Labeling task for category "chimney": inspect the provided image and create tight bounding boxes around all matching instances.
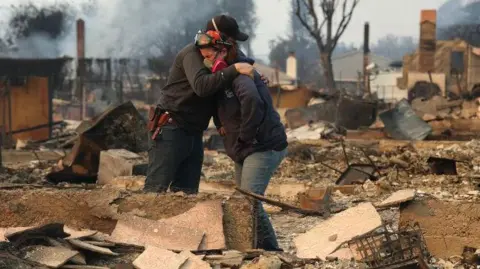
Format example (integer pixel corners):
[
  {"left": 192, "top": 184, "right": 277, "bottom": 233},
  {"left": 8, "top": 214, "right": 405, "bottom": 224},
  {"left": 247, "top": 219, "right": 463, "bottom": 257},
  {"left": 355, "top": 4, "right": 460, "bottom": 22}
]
[
  {"left": 76, "top": 19, "right": 86, "bottom": 120},
  {"left": 363, "top": 22, "right": 370, "bottom": 94},
  {"left": 286, "top": 51, "right": 297, "bottom": 81},
  {"left": 419, "top": 10, "right": 436, "bottom": 73}
]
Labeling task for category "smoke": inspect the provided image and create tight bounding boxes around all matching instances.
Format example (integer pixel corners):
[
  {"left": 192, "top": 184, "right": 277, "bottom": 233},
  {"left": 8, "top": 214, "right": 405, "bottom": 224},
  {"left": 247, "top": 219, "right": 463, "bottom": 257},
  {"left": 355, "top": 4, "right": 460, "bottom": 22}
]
[
  {"left": 0, "top": 0, "right": 217, "bottom": 58},
  {"left": 437, "top": 0, "right": 480, "bottom": 45}
]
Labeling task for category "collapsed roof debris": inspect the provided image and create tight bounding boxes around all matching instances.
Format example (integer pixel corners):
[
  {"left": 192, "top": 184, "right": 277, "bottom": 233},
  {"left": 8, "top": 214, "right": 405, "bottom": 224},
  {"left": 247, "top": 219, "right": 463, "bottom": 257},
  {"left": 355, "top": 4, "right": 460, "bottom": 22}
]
[{"left": 2, "top": 92, "right": 480, "bottom": 268}]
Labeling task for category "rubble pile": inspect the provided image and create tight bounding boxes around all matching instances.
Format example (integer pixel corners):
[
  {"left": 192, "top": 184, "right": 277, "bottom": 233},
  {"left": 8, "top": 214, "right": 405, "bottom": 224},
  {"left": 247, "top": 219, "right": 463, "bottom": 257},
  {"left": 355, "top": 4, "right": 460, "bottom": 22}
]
[
  {"left": 2, "top": 102, "right": 480, "bottom": 268},
  {"left": 410, "top": 96, "right": 480, "bottom": 121}
]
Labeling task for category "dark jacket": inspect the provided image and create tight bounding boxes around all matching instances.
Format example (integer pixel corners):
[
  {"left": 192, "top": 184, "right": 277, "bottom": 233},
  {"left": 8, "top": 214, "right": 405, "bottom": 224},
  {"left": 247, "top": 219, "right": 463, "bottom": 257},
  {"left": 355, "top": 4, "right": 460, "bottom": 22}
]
[
  {"left": 215, "top": 56, "right": 288, "bottom": 163},
  {"left": 157, "top": 43, "right": 239, "bottom": 134}
]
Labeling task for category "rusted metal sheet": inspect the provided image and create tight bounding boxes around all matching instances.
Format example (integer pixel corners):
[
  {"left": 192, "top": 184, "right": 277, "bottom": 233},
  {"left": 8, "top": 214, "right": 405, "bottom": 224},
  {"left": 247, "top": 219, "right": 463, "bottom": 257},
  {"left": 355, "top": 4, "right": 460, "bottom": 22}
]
[
  {"left": 380, "top": 99, "right": 432, "bottom": 140},
  {"left": 0, "top": 77, "right": 51, "bottom": 142},
  {"left": 285, "top": 95, "right": 377, "bottom": 130}
]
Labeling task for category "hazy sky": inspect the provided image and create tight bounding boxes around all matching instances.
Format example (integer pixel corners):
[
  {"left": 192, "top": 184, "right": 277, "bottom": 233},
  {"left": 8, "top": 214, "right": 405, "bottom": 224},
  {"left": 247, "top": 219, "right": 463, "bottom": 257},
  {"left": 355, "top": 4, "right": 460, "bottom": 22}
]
[
  {"left": 0, "top": 0, "right": 452, "bottom": 61},
  {"left": 253, "top": 0, "right": 450, "bottom": 61}
]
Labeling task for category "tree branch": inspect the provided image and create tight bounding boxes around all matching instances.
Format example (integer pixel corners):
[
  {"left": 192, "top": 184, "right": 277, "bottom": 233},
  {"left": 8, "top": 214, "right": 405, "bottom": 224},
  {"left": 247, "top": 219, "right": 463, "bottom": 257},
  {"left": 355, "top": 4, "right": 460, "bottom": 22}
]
[
  {"left": 331, "top": 0, "right": 359, "bottom": 50},
  {"left": 294, "top": 0, "right": 325, "bottom": 50}
]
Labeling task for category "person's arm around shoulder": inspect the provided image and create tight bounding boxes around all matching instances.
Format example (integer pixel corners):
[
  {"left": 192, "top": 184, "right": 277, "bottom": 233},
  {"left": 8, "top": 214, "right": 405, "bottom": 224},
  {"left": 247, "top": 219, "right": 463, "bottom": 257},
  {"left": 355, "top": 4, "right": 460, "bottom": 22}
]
[{"left": 182, "top": 51, "right": 255, "bottom": 97}]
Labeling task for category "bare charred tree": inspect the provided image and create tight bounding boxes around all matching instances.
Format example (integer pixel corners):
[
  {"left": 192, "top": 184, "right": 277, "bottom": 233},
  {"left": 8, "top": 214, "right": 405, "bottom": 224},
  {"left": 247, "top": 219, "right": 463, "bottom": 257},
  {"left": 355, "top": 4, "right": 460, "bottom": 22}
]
[{"left": 294, "top": 0, "right": 359, "bottom": 90}]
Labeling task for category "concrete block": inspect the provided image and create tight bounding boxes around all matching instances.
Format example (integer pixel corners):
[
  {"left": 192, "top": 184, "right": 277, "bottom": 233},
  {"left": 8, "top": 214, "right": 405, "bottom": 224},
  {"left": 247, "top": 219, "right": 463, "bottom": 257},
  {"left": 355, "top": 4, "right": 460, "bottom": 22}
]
[
  {"left": 400, "top": 200, "right": 480, "bottom": 259},
  {"left": 97, "top": 149, "right": 147, "bottom": 185},
  {"left": 294, "top": 202, "right": 382, "bottom": 260}
]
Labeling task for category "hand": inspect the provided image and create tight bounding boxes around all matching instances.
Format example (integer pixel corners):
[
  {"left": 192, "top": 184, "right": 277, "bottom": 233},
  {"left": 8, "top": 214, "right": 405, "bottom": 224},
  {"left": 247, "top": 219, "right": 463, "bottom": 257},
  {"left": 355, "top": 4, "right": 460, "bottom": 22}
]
[
  {"left": 217, "top": 50, "right": 227, "bottom": 60},
  {"left": 259, "top": 73, "right": 269, "bottom": 85},
  {"left": 218, "top": 127, "right": 226, "bottom": 136},
  {"left": 234, "top": 63, "right": 254, "bottom": 79}
]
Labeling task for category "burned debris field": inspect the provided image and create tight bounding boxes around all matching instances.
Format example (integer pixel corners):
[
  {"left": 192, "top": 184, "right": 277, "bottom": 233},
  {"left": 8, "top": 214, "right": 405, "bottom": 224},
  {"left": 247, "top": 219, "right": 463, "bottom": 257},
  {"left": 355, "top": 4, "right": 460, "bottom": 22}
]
[{"left": 2, "top": 1, "right": 480, "bottom": 269}]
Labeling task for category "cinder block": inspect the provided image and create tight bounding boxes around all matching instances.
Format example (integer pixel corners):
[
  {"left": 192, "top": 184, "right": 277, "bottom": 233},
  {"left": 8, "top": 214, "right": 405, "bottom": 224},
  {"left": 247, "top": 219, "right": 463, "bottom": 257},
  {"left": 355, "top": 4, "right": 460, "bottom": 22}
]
[{"left": 97, "top": 149, "right": 147, "bottom": 185}]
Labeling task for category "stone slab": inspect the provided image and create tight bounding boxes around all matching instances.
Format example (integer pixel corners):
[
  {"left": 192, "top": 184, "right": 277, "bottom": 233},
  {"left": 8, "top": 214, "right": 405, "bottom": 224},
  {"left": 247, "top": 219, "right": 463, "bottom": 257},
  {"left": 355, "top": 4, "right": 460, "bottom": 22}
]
[
  {"left": 377, "top": 189, "right": 416, "bottom": 208},
  {"left": 64, "top": 226, "right": 97, "bottom": 239},
  {"left": 68, "top": 239, "right": 119, "bottom": 256},
  {"left": 24, "top": 246, "right": 79, "bottom": 268},
  {"left": 61, "top": 265, "right": 110, "bottom": 269},
  {"left": 0, "top": 228, "right": 6, "bottom": 241},
  {"left": 294, "top": 202, "right": 382, "bottom": 260},
  {"left": 110, "top": 215, "right": 205, "bottom": 251},
  {"left": 178, "top": 251, "right": 211, "bottom": 269},
  {"left": 133, "top": 246, "right": 188, "bottom": 269},
  {"left": 159, "top": 200, "right": 226, "bottom": 250}
]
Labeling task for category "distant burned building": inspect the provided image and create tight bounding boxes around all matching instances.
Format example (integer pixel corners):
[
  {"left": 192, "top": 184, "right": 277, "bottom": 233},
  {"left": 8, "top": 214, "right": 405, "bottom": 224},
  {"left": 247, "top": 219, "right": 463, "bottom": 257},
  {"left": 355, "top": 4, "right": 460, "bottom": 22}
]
[
  {"left": 0, "top": 57, "right": 71, "bottom": 142},
  {"left": 398, "top": 10, "right": 480, "bottom": 100}
]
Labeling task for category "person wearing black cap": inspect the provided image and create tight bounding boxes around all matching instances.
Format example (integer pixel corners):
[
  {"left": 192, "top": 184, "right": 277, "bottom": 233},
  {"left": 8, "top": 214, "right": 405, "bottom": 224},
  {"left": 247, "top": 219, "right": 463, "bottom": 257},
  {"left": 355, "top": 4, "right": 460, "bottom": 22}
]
[
  {"left": 144, "top": 15, "right": 260, "bottom": 195},
  {"left": 206, "top": 14, "right": 250, "bottom": 42}
]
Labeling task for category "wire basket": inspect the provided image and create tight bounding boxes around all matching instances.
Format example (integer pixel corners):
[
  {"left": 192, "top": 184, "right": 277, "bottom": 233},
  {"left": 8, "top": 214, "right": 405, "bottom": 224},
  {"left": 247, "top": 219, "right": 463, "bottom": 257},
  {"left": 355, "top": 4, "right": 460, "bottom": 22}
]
[{"left": 348, "top": 223, "right": 430, "bottom": 269}]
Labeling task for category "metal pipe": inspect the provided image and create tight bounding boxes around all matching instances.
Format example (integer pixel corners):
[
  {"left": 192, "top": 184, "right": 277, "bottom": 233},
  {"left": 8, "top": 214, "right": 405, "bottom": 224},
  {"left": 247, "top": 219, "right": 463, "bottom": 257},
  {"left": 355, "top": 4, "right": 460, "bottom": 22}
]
[
  {"left": 106, "top": 58, "right": 112, "bottom": 88},
  {"left": 48, "top": 76, "right": 53, "bottom": 138},
  {"left": 2, "top": 85, "right": 6, "bottom": 146},
  {"left": 275, "top": 66, "right": 281, "bottom": 108},
  {"left": 0, "top": 125, "right": 3, "bottom": 168},
  {"left": 7, "top": 79, "right": 12, "bottom": 144},
  {"left": 363, "top": 22, "right": 370, "bottom": 94},
  {"left": 5, "top": 120, "right": 64, "bottom": 136}
]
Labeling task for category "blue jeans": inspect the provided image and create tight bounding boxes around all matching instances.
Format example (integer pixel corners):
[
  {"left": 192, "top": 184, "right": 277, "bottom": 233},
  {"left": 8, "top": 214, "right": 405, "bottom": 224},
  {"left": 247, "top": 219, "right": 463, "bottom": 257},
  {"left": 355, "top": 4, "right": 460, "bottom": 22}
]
[
  {"left": 145, "top": 125, "right": 203, "bottom": 194},
  {"left": 234, "top": 148, "right": 287, "bottom": 250}
]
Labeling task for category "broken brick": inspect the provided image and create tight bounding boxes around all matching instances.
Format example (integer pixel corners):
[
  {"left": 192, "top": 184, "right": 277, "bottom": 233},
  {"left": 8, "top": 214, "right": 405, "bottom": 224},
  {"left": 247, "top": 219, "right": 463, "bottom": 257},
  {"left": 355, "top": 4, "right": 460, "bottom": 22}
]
[{"left": 299, "top": 187, "right": 331, "bottom": 212}]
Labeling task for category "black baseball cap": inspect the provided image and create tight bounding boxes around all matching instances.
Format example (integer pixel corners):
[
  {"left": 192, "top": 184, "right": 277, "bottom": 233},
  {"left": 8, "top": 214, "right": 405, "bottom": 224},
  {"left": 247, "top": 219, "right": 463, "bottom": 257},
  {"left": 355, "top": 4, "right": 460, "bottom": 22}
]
[{"left": 206, "top": 15, "right": 249, "bottom": 41}]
